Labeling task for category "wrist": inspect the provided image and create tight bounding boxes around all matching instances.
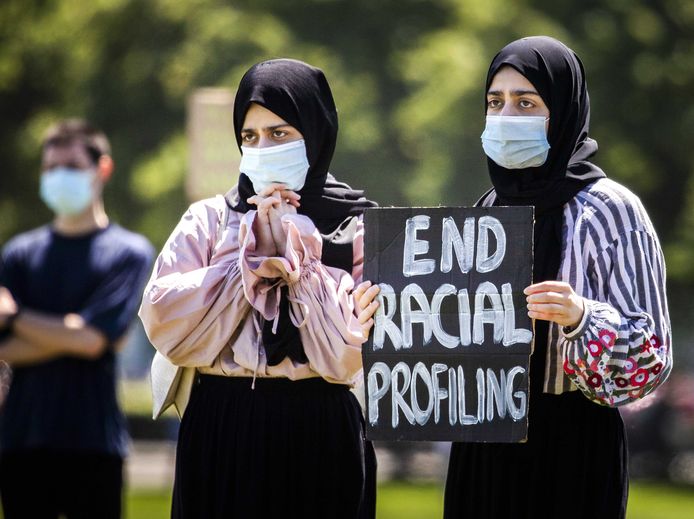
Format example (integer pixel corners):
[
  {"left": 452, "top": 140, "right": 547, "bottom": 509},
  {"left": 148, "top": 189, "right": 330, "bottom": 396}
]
[
  {"left": 254, "top": 243, "right": 278, "bottom": 257},
  {"left": 563, "top": 299, "right": 591, "bottom": 340},
  {"left": 275, "top": 239, "right": 287, "bottom": 257}
]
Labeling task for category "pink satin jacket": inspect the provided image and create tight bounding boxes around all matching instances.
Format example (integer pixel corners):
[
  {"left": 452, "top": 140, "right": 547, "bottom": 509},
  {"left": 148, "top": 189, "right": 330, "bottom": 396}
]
[{"left": 139, "top": 195, "right": 367, "bottom": 386}]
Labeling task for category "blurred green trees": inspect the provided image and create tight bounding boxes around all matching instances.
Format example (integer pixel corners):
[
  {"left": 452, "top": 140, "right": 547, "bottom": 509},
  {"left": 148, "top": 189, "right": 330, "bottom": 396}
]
[{"left": 1, "top": 0, "right": 692, "bottom": 337}]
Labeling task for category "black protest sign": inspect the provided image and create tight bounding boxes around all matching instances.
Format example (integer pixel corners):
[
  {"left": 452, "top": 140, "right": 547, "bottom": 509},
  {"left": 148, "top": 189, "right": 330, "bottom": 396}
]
[{"left": 362, "top": 206, "right": 534, "bottom": 442}]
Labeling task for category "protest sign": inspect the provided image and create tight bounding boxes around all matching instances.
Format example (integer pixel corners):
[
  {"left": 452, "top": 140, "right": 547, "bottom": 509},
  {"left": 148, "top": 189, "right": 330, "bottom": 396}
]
[{"left": 362, "top": 206, "right": 533, "bottom": 442}]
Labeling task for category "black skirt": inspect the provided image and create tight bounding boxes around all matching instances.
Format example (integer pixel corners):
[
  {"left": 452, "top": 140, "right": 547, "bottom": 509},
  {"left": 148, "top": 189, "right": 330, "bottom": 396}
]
[
  {"left": 172, "top": 375, "right": 376, "bottom": 519},
  {"left": 444, "top": 389, "right": 628, "bottom": 519}
]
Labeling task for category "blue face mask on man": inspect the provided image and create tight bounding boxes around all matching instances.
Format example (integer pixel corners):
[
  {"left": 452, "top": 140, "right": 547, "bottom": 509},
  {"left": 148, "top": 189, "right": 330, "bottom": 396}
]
[
  {"left": 239, "top": 139, "right": 310, "bottom": 194},
  {"left": 481, "top": 115, "right": 550, "bottom": 169},
  {"left": 40, "top": 167, "right": 96, "bottom": 216}
]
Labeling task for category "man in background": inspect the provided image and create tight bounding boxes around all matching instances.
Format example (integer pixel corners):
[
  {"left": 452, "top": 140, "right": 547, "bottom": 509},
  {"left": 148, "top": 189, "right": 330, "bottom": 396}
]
[{"left": 0, "top": 119, "right": 153, "bottom": 518}]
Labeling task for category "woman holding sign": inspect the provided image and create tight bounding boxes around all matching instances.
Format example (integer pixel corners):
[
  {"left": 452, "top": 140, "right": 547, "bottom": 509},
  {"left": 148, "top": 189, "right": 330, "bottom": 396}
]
[
  {"left": 140, "top": 59, "right": 378, "bottom": 519},
  {"left": 441, "top": 36, "right": 672, "bottom": 518}
]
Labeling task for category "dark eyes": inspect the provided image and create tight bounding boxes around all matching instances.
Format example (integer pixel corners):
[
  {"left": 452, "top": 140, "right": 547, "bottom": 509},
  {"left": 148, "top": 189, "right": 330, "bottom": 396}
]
[
  {"left": 240, "top": 130, "right": 289, "bottom": 143},
  {"left": 486, "top": 98, "right": 536, "bottom": 110}
]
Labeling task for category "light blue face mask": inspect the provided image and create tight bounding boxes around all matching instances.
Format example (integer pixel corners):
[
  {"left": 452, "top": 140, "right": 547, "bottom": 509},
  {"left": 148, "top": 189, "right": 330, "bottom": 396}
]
[
  {"left": 240, "top": 139, "right": 310, "bottom": 194},
  {"left": 40, "top": 167, "right": 96, "bottom": 216},
  {"left": 481, "top": 115, "right": 550, "bottom": 169}
]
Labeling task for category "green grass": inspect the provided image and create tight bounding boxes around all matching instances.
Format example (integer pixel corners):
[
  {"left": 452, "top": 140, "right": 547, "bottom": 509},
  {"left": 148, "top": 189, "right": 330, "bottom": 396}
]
[
  {"left": 376, "top": 482, "right": 443, "bottom": 518},
  {"left": 125, "top": 481, "right": 694, "bottom": 519},
  {"left": 127, "top": 491, "right": 172, "bottom": 519},
  {"left": 627, "top": 482, "right": 694, "bottom": 519},
  {"left": 1, "top": 481, "right": 690, "bottom": 518}
]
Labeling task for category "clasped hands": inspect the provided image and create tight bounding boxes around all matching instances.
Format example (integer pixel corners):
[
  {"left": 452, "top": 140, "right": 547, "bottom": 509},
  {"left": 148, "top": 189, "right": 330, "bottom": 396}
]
[{"left": 247, "top": 183, "right": 301, "bottom": 257}]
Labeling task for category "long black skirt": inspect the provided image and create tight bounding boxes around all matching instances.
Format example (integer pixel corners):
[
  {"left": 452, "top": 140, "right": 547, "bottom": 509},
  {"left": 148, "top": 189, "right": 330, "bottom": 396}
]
[
  {"left": 444, "top": 390, "right": 628, "bottom": 519},
  {"left": 172, "top": 375, "right": 376, "bottom": 519}
]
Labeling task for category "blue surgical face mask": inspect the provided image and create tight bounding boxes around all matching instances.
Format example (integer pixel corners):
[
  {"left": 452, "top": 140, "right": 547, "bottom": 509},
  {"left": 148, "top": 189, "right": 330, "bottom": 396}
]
[
  {"left": 239, "top": 139, "right": 310, "bottom": 194},
  {"left": 481, "top": 115, "right": 550, "bottom": 169},
  {"left": 40, "top": 167, "right": 96, "bottom": 216}
]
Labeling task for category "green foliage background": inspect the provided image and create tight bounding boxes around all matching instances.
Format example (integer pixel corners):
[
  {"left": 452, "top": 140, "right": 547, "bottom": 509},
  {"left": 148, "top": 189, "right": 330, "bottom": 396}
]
[{"left": 1, "top": 0, "right": 692, "bottom": 353}]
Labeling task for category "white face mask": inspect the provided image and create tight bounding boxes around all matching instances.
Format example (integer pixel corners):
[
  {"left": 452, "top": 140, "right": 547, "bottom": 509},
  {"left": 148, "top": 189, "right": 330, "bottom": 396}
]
[
  {"left": 239, "top": 139, "right": 310, "bottom": 194},
  {"left": 481, "top": 115, "right": 550, "bottom": 169},
  {"left": 40, "top": 167, "right": 96, "bottom": 216}
]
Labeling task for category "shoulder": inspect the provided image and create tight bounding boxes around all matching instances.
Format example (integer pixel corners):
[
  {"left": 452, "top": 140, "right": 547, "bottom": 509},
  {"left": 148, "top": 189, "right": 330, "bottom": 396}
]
[
  {"left": 570, "top": 178, "right": 654, "bottom": 234},
  {"left": 105, "top": 224, "right": 152, "bottom": 251},
  {"left": 1, "top": 225, "right": 52, "bottom": 259},
  {"left": 575, "top": 178, "right": 644, "bottom": 209},
  {"left": 101, "top": 225, "right": 155, "bottom": 265},
  {"left": 186, "top": 195, "right": 242, "bottom": 230}
]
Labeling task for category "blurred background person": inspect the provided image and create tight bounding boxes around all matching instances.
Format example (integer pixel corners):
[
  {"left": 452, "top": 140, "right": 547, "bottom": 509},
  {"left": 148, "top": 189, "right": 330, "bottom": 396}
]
[{"left": 0, "top": 119, "right": 154, "bottom": 519}]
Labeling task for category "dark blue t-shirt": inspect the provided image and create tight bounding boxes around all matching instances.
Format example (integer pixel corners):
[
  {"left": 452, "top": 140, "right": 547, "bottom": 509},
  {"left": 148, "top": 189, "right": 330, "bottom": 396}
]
[{"left": 0, "top": 224, "right": 153, "bottom": 456}]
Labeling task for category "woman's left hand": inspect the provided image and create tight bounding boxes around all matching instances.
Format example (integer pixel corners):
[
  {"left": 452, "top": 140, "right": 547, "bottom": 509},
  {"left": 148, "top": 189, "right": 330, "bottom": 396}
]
[
  {"left": 353, "top": 281, "right": 380, "bottom": 338},
  {"left": 524, "top": 281, "right": 584, "bottom": 329}
]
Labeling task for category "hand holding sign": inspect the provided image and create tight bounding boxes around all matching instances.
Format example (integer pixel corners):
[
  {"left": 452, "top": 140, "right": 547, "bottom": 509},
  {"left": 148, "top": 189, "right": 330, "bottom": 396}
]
[
  {"left": 353, "top": 281, "right": 380, "bottom": 337},
  {"left": 524, "top": 281, "right": 585, "bottom": 329}
]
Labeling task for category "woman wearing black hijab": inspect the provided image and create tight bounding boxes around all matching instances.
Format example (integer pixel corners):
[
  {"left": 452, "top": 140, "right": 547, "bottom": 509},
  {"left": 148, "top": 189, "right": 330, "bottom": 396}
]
[
  {"left": 443, "top": 36, "right": 671, "bottom": 519},
  {"left": 140, "top": 59, "right": 378, "bottom": 519}
]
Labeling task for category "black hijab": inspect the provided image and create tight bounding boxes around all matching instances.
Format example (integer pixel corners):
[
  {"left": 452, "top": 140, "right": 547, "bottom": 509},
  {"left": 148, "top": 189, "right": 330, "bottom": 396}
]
[
  {"left": 482, "top": 36, "right": 606, "bottom": 389},
  {"left": 227, "top": 58, "right": 376, "bottom": 365}
]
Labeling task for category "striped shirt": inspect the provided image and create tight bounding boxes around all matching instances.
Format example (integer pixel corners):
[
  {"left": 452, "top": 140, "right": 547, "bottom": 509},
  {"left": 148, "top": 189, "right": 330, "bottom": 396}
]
[{"left": 481, "top": 178, "right": 672, "bottom": 406}]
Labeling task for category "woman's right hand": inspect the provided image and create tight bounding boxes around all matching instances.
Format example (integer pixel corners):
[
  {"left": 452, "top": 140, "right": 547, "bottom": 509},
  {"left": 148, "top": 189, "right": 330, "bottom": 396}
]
[{"left": 353, "top": 281, "right": 380, "bottom": 338}]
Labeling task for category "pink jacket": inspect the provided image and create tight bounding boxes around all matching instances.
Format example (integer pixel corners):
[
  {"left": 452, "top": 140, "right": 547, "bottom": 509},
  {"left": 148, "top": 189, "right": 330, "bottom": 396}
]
[{"left": 139, "top": 195, "right": 367, "bottom": 386}]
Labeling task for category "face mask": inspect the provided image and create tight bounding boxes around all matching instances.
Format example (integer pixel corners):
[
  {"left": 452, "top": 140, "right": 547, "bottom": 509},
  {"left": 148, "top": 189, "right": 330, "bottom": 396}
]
[
  {"left": 240, "top": 139, "right": 310, "bottom": 194},
  {"left": 481, "top": 115, "right": 550, "bottom": 169},
  {"left": 40, "top": 167, "right": 96, "bottom": 216}
]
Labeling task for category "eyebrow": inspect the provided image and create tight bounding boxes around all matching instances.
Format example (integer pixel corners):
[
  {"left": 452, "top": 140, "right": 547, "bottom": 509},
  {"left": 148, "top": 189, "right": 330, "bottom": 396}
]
[
  {"left": 241, "top": 123, "right": 292, "bottom": 133},
  {"left": 43, "top": 161, "right": 85, "bottom": 170},
  {"left": 487, "top": 89, "right": 541, "bottom": 97}
]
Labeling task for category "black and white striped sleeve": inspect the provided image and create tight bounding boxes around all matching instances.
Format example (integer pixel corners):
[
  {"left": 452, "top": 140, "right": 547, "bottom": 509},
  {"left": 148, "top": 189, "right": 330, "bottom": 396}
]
[{"left": 560, "top": 198, "right": 671, "bottom": 406}]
